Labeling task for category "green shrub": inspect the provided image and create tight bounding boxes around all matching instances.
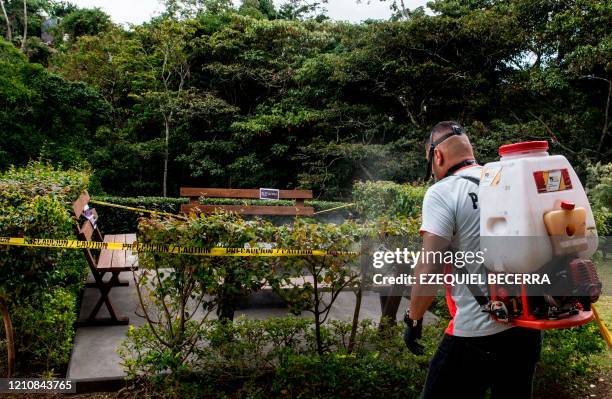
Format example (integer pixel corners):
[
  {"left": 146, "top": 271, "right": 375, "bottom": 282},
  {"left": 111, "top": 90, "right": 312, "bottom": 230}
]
[
  {"left": 0, "top": 162, "right": 89, "bottom": 375},
  {"left": 117, "top": 178, "right": 609, "bottom": 397},
  {"left": 271, "top": 350, "right": 425, "bottom": 399},
  {"left": 198, "top": 197, "right": 349, "bottom": 211},
  {"left": 11, "top": 289, "right": 77, "bottom": 374},
  {"left": 267, "top": 320, "right": 433, "bottom": 399},
  {"left": 586, "top": 162, "right": 611, "bottom": 237},
  {"left": 120, "top": 212, "right": 285, "bottom": 383},
  {"left": 121, "top": 316, "right": 437, "bottom": 399},
  {"left": 536, "top": 323, "right": 606, "bottom": 397},
  {"left": 121, "top": 310, "right": 607, "bottom": 399},
  {"left": 353, "top": 180, "right": 427, "bottom": 220},
  {"left": 275, "top": 219, "right": 362, "bottom": 354},
  {"left": 586, "top": 163, "right": 612, "bottom": 209},
  {"left": 138, "top": 212, "right": 279, "bottom": 321}
]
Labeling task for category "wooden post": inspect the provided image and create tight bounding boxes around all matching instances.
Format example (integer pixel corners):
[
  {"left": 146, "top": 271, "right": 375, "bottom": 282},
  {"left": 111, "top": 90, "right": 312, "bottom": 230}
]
[{"left": 0, "top": 298, "right": 15, "bottom": 377}]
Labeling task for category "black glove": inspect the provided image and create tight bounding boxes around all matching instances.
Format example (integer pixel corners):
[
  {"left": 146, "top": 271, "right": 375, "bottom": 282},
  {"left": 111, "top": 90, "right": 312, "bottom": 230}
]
[{"left": 403, "top": 311, "right": 424, "bottom": 355}]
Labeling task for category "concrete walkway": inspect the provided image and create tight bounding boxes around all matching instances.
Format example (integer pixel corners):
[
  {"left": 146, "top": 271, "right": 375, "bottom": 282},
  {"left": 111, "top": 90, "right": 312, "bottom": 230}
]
[{"left": 67, "top": 272, "right": 436, "bottom": 382}]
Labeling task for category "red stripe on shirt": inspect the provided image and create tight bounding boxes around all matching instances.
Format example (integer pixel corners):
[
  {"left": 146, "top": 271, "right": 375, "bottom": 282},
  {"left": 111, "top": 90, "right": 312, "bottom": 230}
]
[{"left": 443, "top": 263, "right": 457, "bottom": 335}]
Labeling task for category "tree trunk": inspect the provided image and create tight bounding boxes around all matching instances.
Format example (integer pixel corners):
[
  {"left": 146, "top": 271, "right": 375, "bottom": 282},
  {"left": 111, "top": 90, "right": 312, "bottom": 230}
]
[
  {"left": 163, "top": 114, "right": 170, "bottom": 198},
  {"left": 314, "top": 309, "right": 322, "bottom": 356},
  {"left": 217, "top": 269, "right": 237, "bottom": 322},
  {"left": 347, "top": 284, "right": 362, "bottom": 354},
  {"left": 21, "top": 0, "right": 26, "bottom": 51},
  {"left": 399, "top": 0, "right": 409, "bottom": 18},
  {"left": 313, "top": 277, "right": 323, "bottom": 356},
  {"left": 0, "top": 0, "right": 11, "bottom": 42},
  {"left": 0, "top": 299, "right": 15, "bottom": 377}
]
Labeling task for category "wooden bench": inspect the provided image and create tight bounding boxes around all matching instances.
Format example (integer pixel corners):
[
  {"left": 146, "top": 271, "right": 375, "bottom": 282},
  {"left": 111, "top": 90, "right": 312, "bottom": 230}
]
[
  {"left": 73, "top": 191, "right": 138, "bottom": 326},
  {"left": 180, "top": 188, "right": 314, "bottom": 216}
]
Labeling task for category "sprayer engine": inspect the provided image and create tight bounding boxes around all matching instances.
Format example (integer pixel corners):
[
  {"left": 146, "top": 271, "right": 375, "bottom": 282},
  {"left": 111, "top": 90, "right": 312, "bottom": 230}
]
[{"left": 485, "top": 257, "right": 601, "bottom": 328}]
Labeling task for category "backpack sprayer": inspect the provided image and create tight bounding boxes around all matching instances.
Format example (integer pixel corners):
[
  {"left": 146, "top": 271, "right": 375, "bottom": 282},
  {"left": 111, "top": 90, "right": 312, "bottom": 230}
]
[{"left": 479, "top": 141, "right": 602, "bottom": 329}]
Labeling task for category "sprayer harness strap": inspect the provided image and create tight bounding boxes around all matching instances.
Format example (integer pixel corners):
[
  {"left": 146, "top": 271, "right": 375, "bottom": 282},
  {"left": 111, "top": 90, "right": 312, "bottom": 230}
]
[
  {"left": 443, "top": 159, "right": 478, "bottom": 179},
  {"left": 456, "top": 266, "right": 490, "bottom": 307},
  {"left": 453, "top": 174, "right": 490, "bottom": 307},
  {"left": 458, "top": 175, "right": 480, "bottom": 186}
]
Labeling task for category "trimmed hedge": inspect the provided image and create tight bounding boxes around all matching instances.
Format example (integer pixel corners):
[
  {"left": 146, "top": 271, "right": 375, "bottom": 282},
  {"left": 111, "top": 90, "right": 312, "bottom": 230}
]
[
  {"left": 352, "top": 180, "right": 427, "bottom": 220},
  {"left": 198, "top": 197, "right": 348, "bottom": 210},
  {"left": 0, "top": 162, "right": 89, "bottom": 375}
]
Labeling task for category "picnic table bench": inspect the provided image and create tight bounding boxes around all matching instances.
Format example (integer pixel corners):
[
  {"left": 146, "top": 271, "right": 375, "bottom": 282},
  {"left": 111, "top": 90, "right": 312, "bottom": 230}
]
[
  {"left": 73, "top": 191, "right": 138, "bottom": 326},
  {"left": 180, "top": 188, "right": 314, "bottom": 216}
]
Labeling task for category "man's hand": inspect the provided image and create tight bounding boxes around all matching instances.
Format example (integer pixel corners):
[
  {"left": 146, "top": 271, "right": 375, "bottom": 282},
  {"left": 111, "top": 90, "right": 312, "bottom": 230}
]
[{"left": 403, "top": 312, "right": 424, "bottom": 355}]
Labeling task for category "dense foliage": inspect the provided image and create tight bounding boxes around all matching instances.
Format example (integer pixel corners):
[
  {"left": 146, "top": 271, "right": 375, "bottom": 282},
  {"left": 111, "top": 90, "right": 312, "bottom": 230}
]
[
  {"left": 0, "top": 1, "right": 609, "bottom": 394},
  {"left": 120, "top": 314, "right": 606, "bottom": 398},
  {"left": 537, "top": 323, "right": 606, "bottom": 396},
  {"left": 353, "top": 180, "right": 426, "bottom": 220},
  {"left": 586, "top": 162, "right": 612, "bottom": 236},
  {"left": 0, "top": 162, "right": 89, "bottom": 375},
  {"left": 121, "top": 206, "right": 607, "bottom": 398},
  {"left": 0, "top": 40, "right": 107, "bottom": 170},
  {"left": 0, "top": 0, "right": 608, "bottom": 198},
  {"left": 120, "top": 210, "right": 429, "bottom": 397},
  {"left": 120, "top": 316, "right": 434, "bottom": 399}
]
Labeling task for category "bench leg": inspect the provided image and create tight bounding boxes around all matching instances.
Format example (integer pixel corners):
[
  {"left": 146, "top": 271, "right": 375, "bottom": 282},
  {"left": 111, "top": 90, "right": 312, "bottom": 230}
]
[
  {"left": 108, "top": 271, "right": 129, "bottom": 286},
  {"left": 85, "top": 271, "right": 129, "bottom": 288},
  {"left": 77, "top": 271, "right": 129, "bottom": 327}
]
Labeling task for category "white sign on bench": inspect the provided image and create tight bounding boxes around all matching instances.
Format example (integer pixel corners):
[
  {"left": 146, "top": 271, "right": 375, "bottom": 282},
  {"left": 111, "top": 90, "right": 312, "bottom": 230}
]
[{"left": 259, "top": 188, "right": 280, "bottom": 200}]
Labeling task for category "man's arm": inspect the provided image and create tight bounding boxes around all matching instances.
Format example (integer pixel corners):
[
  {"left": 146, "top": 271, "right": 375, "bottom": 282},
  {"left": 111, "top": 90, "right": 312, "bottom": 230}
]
[{"left": 409, "top": 232, "right": 450, "bottom": 319}]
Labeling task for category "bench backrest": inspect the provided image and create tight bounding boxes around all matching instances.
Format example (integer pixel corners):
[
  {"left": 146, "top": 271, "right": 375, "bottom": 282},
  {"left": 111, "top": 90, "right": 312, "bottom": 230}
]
[
  {"left": 73, "top": 191, "right": 103, "bottom": 267},
  {"left": 179, "top": 188, "right": 314, "bottom": 216}
]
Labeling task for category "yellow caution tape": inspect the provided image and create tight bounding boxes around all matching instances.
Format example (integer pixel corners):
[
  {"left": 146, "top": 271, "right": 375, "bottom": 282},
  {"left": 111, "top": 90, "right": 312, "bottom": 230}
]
[
  {"left": 313, "top": 203, "right": 355, "bottom": 215},
  {"left": 0, "top": 237, "right": 358, "bottom": 257},
  {"left": 89, "top": 199, "right": 187, "bottom": 220},
  {"left": 592, "top": 305, "right": 612, "bottom": 348}
]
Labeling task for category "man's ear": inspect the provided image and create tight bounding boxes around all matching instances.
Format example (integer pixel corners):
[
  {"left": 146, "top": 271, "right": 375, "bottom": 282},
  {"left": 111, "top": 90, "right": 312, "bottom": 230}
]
[{"left": 434, "top": 148, "right": 444, "bottom": 166}]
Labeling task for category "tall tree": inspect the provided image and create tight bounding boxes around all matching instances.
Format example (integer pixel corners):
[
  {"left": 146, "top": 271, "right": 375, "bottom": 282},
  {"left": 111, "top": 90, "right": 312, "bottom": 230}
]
[
  {"left": 42, "top": 0, "right": 611, "bottom": 197},
  {"left": 0, "top": 0, "right": 54, "bottom": 52},
  {"left": 239, "top": 0, "right": 277, "bottom": 19},
  {"left": 19, "top": 0, "right": 25, "bottom": 50},
  {"left": 162, "top": 0, "right": 233, "bottom": 19},
  {"left": 59, "top": 7, "right": 111, "bottom": 40},
  {"left": 0, "top": 0, "right": 11, "bottom": 41},
  {"left": 0, "top": 40, "right": 108, "bottom": 169},
  {"left": 138, "top": 19, "right": 193, "bottom": 196},
  {"left": 277, "top": 0, "right": 328, "bottom": 20}
]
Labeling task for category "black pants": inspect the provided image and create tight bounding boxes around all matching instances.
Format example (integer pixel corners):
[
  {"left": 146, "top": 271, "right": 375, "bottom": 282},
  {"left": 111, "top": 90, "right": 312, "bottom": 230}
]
[{"left": 421, "top": 327, "right": 542, "bottom": 399}]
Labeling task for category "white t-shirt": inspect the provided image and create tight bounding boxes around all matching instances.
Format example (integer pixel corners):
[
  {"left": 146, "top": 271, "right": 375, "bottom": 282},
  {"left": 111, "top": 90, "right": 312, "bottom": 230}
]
[{"left": 420, "top": 165, "right": 511, "bottom": 337}]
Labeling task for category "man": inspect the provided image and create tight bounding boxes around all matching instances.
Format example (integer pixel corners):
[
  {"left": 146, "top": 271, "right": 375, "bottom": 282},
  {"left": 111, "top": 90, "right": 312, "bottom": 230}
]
[{"left": 404, "top": 121, "right": 542, "bottom": 399}]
